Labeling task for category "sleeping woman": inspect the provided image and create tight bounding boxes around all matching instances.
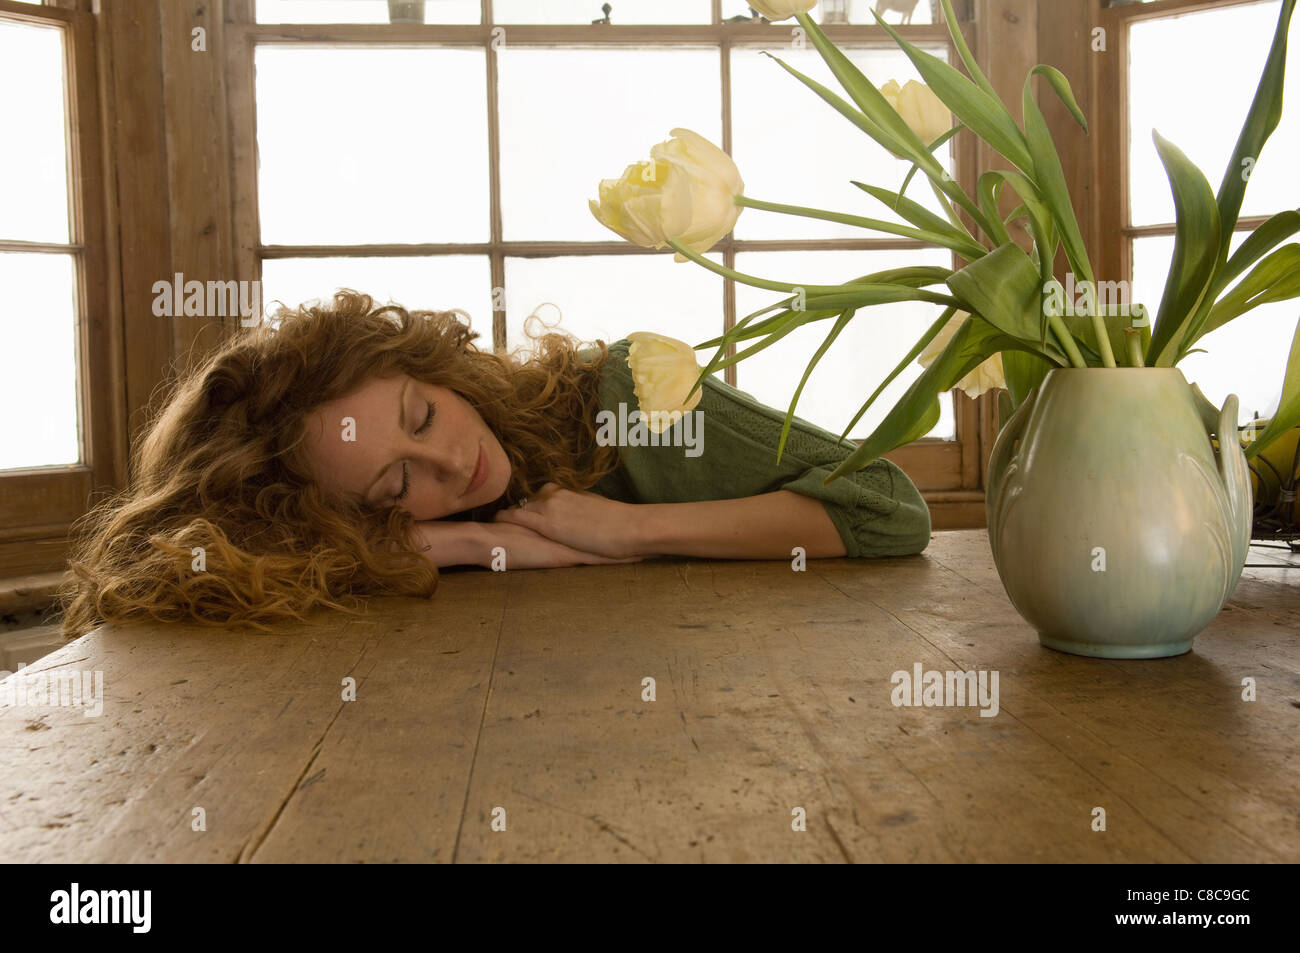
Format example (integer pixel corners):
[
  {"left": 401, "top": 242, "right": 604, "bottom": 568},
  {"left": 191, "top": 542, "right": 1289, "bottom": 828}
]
[{"left": 58, "top": 289, "right": 931, "bottom": 638}]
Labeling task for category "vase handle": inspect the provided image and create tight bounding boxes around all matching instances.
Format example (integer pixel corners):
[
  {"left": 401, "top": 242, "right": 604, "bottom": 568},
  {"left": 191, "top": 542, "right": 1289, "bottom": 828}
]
[
  {"left": 1213, "top": 392, "right": 1253, "bottom": 602},
  {"left": 985, "top": 383, "right": 1040, "bottom": 554}
]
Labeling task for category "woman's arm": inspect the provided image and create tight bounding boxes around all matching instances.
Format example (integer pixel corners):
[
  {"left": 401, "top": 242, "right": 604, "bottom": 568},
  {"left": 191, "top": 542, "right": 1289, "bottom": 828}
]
[
  {"left": 412, "top": 518, "right": 646, "bottom": 569},
  {"left": 493, "top": 484, "right": 847, "bottom": 560},
  {"left": 633, "top": 490, "right": 847, "bottom": 560}
]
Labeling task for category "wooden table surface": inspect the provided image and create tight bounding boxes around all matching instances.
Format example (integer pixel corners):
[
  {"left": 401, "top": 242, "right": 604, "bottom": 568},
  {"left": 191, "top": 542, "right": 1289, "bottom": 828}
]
[{"left": 2, "top": 529, "right": 1297, "bottom": 863}]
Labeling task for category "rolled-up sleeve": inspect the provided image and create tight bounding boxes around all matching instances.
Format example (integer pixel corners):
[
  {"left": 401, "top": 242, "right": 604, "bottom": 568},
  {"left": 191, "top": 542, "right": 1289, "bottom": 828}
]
[{"left": 586, "top": 339, "right": 932, "bottom": 558}]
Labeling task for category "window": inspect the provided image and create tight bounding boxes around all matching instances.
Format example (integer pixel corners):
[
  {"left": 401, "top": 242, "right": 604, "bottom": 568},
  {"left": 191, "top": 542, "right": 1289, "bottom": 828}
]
[
  {"left": 228, "top": 0, "right": 978, "bottom": 488},
  {"left": 0, "top": 0, "right": 114, "bottom": 577},
  {"left": 1106, "top": 0, "right": 1299, "bottom": 425}
]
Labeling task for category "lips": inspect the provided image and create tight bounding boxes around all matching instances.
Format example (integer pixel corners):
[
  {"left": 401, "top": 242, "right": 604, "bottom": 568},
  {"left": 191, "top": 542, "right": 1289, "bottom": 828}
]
[{"left": 465, "top": 444, "right": 488, "bottom": 495}]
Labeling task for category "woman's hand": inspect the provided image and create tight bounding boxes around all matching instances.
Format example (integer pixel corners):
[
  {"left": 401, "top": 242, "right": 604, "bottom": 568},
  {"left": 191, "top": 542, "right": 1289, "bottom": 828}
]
[
  {"left": 491, "top": 482, "right": 645, "bottom": 559},
  {"left": 412, "top": 517, "right": 644, "bottom": 570}
]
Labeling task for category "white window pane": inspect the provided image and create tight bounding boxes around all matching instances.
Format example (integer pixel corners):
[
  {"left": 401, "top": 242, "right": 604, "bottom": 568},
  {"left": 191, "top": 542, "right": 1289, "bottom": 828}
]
[
  {"left": 0, "top": 20, "right": 69, "bottom": 243},
  {"left": 499, "top": 48, "right": 722, "bottom": 241},
  {"left": 0, "top": 253, "right": 80, "bottom": 470},
  {"left": 255, "top": 47, "right": 489, "bottom": 244},
  {"left": 1129, "top": 1, "right": 1300, "bottom": 226},
  {"left": 494, "top": 1, "right": 710, "bottom": 24},
  {"left": 733, "top": 247, "right": 955, "bottom": 440},
  {"left": 256, "top": 1, "right": 481, "bottom": 23},
  {"left": 261, "top": 256, "right": 493, "bottom": 338},
  {"left": 503, "top": 253, "right": 723, "bottom": 353},
  {"left": 1132, "top": 232, "right": 1296, "bottom": 425},
  {"left": 731, "top": 44, "right": 952, "bottom": 240},
  {"left": 722, "top": 0, "right": 937, "bottom": 23}
]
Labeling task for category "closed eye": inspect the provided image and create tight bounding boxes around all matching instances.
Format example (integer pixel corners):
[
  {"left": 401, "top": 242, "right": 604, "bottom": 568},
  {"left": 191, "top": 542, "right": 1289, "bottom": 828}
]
[
  {"left": 393, "top": 400, "right": 435, "bottom": 503},
  {"left": 415, "top": 399, "right": 435, "bottom": 435}
]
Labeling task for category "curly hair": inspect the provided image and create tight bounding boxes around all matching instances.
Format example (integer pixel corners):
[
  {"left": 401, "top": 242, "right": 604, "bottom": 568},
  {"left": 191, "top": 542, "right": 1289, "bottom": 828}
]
[{"left": 56, "top": 289, "right": 622, "bottom": 639}]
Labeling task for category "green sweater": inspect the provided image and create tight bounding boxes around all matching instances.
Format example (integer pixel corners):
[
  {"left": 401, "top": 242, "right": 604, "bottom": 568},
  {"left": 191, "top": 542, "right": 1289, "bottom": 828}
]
[{"left": 583, "top": 338, "right": 932, "bottom": 558}]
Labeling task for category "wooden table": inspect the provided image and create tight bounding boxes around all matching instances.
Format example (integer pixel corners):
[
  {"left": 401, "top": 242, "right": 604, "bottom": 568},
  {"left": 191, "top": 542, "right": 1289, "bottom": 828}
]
[{"left": 2, "top": 529, "right": 1297, "bottom": 862}]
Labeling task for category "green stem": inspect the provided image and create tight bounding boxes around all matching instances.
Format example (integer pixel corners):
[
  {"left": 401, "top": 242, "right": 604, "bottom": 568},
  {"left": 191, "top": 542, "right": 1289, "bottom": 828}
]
[
  {"left": 1090, "top": 310, "right": 1118, "bottom": 367},
  {"left": 1124, "top": 328, "right": 1146, "bottom": 367},
  {"left": 663, "top": 238, "right": 960, "bottom": 307},
  {"left": 1046, "top": 311, "right": 1087, "bottom": 368},
  {"left": 733, "top": 195, "right": 987, "bottom": 259}
]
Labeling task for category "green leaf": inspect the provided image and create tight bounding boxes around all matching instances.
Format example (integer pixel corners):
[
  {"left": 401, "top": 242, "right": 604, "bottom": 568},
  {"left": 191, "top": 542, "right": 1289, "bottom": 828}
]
[
  {"left": 784, "top": 23, "right": 934, "bottom": 172},
  {"left": 1222, "top": 209, "right": 1300, "bottom": 286},
  {"left": 1023, "top": 68, "right": 1093, "bottom": 284},
  {"left": 790, "top": 13, "right": 999, "bottom": 239},
  {"left": 776, "top": 310, "right": 857, "bottom": 464},
  {"left": 823, "top": 314, "right": 1024, "bottom": 481},
  {"left": 896, "top": 123, "right": 965, "bottom": 206},
  {"left": 1027, "top": 64, "right": 1088, "bottom": 132},
  {"left": 1175, "top": 0, "right": 1295, "bottom": 360},
  {"left": 851, "top": 181, "right": 987, "bottom": 259},
  {"left": 948, "top": 240, "right": 1069, "bottom": 366},
  {"left": 1001, "top": 348, "right": 1054, "bottom": 409},
  {"left": 1145, "top": 131, "right": 1223, "bottom": 367},
  {"left": 691, "top": 284, "right": 959, "bottom": 395},
  {"left": 937, "top": 0, "right": 998, "bottom": 100},
  {"left": 981, "top": 170, "right": 1059, "bottom": 298},
  {"left": 1244, "top": 316, "right": 1300, "bottom": 461},
  {"left": 1205, "top": 244, "right": 1300, "bottom": 331},
  {"left": 1212, "top": 0, "right": 1296, "bottom": 253},
  {"left": 759, "top": 51, "right": 911, "bottom": 160},
  {"left": 738, "top": 193, "right": 987, "bottom": 258},
  {"left": 691, "top": 306, "right": 833, "bottom": 400},
  {"left": 975, "top": 173, "right": 1013, "bottom": 247},
  {"left": 695, "top": 266, "right": 954, "bottom": 349},
  {"left": 833, "top": 307, "right": 958, "bottom": 445},
  {"left": 871, "top": 10, "right": 1035, "bottom": 173}
]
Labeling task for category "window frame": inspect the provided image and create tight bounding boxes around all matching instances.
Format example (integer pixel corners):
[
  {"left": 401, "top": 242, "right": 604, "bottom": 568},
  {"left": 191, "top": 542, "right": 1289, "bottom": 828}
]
[
  {"left": 1095, "top": 0, "right": 1280, "bottom": 294},
  {"left": 0, "top": 0, "right": 120, "bottom": 578},
  {"left": 222, "top": 0, "right": 994, "bottom": 523}
]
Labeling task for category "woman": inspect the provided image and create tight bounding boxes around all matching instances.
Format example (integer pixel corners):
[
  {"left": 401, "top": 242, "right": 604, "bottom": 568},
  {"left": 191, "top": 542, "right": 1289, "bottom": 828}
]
[{"left": 58, "top": 290, "right": 931, "bottom": 638}]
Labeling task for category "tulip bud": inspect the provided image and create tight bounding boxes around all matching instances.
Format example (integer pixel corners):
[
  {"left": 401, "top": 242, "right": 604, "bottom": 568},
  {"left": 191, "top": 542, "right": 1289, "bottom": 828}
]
[
  {"left": 880, "top": 78, "right": 951, "bottom": 148},
  {"left": 626, "top": 332, "right": 706, "bottom": 433}
]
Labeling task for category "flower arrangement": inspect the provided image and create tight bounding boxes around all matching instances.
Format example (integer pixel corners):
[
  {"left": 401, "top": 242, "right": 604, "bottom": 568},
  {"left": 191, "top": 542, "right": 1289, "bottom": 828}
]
[{"left": 590, "top": 0, "right": 1298, "bottom": 490}]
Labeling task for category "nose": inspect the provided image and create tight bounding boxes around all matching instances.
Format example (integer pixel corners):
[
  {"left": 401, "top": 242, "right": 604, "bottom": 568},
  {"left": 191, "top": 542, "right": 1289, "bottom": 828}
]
[{"left": 408, "top": 438, "right": 475, "bottom": 488}]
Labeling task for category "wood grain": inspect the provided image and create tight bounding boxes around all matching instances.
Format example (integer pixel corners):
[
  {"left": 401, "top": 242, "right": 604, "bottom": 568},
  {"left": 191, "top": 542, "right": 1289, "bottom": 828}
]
[{"left": 2, "top": 529, "right": 1295, "bottom": 863}]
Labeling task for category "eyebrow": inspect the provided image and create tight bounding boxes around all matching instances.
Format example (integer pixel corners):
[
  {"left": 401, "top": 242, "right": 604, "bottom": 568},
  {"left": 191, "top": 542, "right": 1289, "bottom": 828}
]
[{"left": 364, "top": 377, "right": 409, "bottom": 499}]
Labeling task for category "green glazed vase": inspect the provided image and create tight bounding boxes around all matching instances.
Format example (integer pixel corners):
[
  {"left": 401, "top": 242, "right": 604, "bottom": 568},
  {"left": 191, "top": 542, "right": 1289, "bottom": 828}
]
[{"left": 985, "top": 367, "right": 1253, "bottom": 658}]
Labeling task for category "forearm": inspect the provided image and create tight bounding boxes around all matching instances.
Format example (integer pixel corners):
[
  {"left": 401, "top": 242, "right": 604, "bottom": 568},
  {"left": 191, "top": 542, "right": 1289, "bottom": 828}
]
[
  {"left": 633, "top": 490, "right": 847, "bottom": 560},
  {"left": 412, "top": 520, "right": 488, "bottom": 568}
]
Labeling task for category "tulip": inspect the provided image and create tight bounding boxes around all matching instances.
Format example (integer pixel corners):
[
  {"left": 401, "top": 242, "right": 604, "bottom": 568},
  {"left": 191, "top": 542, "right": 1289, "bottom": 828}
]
[
  {"left": 916, "top": 311, "right": 1006, "bottom": 398},
  {"left": 879, "top": 79, "right": 951, "bottom": 149},
  {"left": 626, "top": 331, "right": 706, "bottom": 433},
  {"left": 747, "top": 0, "right": 819, "bottom": 21},
  {"left": 590, "top": 128, "right": 744, "bottom": 264}
]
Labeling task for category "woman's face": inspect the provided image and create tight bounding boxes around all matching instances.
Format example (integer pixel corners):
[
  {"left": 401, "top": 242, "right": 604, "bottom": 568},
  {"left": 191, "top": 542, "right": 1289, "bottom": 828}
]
[{"left": 302, "top": 373, "right": 511, "bottom": 520}]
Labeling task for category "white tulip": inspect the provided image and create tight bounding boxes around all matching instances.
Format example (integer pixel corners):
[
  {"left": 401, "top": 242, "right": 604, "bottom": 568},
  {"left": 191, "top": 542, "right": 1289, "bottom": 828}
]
[
  {"left": 590, "top": 128, "right": 744, "bottom": 263},
  {"left": 626, "top": 332, "right": 706, "bottom": 433},
  {"left": 879, "top": 79, "right": 951, "bottom": 146}
]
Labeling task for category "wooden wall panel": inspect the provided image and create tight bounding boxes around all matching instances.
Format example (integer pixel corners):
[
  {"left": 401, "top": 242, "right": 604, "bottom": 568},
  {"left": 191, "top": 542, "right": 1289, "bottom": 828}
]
[
  {"left": 159, "top": 0, "right": 237, "bottom": 365},
  {"left": 96, "top": 0, "right": 175, "bottom": 468}
]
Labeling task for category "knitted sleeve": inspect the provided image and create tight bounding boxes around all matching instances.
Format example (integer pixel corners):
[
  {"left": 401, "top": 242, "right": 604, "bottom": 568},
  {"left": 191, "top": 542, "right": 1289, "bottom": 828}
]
[{"left": 585, "top": 339, "right": 932, "bottom": 558}]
